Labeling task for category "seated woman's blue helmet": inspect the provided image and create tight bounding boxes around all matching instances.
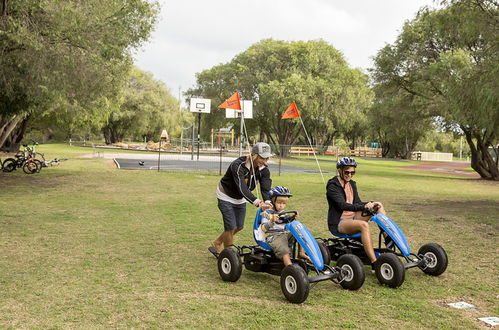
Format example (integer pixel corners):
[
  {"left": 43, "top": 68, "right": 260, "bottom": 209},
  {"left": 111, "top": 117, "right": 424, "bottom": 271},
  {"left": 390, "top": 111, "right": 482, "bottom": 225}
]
[
  {"left": 336, "top": 157, "right": 357, "bottom": 169},
  {"left": 268, "top": 186, "right": 292, "bottom": 199}
]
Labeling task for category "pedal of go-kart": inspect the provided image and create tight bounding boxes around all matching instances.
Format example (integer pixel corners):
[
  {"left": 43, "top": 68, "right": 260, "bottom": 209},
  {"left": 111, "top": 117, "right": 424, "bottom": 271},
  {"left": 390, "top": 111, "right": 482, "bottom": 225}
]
[{"left": 333, "top": 232, "right": 361, "bottom": 239}]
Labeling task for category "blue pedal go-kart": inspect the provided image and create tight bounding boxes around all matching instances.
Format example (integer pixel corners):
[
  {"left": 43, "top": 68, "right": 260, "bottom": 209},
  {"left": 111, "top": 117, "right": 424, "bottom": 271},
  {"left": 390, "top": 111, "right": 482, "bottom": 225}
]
[
  {"left": 215, "top": 209, "right": 365, "bottom": 303},
  {"left": 318, "top": 208, "right": 448, "bottom": 288}
]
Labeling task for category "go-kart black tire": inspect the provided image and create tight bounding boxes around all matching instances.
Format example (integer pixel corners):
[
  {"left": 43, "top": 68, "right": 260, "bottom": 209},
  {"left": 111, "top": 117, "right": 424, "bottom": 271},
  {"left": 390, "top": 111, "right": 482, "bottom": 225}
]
[
  {"left": 217, "top": 248, "right": 242, "bottom": 282},
  {"left": 337, "top": 254, "right": 365, "bottom": 290},
  {"left": 2, "top": 158, "right": 16, "bottom": 172},
  {"left": 418, "top": 243, "right": 448, "bottom": 276},
  {"left": 280, "top": 264, "right": 309, "bottom": 304},
  {"left": 374, "top": 253, "right": 405, "bottom": 288},
  {"left": 318, "top": 241, "right": 331, "bottom": 266}
]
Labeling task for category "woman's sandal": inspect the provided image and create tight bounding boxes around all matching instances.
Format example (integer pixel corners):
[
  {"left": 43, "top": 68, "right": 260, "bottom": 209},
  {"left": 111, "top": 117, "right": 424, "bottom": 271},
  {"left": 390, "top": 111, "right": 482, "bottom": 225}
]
[{"left": 208, "top": 246, "right": 220, "bottom": 258}]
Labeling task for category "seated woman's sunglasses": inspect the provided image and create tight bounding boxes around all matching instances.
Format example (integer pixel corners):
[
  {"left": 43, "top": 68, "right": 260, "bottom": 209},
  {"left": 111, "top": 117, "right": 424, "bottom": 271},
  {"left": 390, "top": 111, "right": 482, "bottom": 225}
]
[{"left": 343, "top": 170, "right": 356, "bottom": 175}]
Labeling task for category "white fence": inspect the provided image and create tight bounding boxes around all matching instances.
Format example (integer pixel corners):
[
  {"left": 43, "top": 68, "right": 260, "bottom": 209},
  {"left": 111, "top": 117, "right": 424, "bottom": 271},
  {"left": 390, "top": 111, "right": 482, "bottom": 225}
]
[{"left": 412, "top": 151, "right": 453, "bottom": 162}]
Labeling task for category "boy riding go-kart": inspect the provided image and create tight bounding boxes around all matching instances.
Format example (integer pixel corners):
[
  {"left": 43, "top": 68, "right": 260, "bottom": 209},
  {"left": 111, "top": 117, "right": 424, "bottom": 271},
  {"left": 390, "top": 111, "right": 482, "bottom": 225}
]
[{"left": 214, "top": 186, "right": 366, "bottom": 304}]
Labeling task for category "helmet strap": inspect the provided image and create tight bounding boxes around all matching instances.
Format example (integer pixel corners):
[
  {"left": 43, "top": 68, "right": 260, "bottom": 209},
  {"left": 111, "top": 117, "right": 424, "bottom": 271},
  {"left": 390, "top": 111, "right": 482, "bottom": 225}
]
[
  {"left": 338, "top": 168, "right": 344, "bottom": 181},
  {"left": 271, "top": 195, "right": 278, "bottom": 207}
]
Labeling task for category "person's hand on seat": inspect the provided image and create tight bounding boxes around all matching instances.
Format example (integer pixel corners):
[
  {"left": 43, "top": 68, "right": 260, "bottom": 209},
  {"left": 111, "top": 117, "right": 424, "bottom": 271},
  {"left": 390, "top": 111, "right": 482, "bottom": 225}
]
[{"left": 259, "top": 201, "right": 272, "bottom": 210}]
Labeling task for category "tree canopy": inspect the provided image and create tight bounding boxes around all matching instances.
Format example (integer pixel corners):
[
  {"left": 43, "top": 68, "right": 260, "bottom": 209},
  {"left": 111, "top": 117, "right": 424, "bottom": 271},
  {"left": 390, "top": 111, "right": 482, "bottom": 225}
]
[
  {"left": 102, "top": 67, "right": 188, "bottom": 144},
  {"left": 0, "top": 0, "right": 159, "bottom": 151},
  {"left": 370, "top": 0, "right": 498, "bottom": 179},
  {"left": 187, "top": 39, "right": 373, "bottom": 152}
]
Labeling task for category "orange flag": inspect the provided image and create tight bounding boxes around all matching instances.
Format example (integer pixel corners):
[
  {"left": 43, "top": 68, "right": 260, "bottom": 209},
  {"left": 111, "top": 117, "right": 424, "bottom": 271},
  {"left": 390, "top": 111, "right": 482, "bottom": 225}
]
[
  {"left": 281, "top": 102, "right": 301, "bottom": 119},
  {"left": 218, "top": 92, "right": 241, "bottom": 110}
]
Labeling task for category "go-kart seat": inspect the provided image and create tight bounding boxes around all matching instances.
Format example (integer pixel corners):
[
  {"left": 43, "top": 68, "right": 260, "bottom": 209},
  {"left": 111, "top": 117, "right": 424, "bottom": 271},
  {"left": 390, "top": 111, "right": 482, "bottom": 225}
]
[
  {"left": 253, "top": 208, "right": 272, "bottom": 251},
  {"left": 332, "top": 232, "right": 362, "bottom": 239}
]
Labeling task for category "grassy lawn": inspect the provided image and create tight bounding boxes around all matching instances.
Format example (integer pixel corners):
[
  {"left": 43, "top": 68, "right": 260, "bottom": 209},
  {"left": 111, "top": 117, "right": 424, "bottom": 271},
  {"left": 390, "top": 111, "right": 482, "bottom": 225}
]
[{"left": 1, "top": 144, "right": 497, "bottom": 328}]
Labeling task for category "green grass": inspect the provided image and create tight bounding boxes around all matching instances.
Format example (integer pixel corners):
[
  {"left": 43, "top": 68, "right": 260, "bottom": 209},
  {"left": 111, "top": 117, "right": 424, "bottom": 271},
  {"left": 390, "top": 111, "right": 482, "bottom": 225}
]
[{"left": 0, "top": 144, "right": 498, "bottom": 328}]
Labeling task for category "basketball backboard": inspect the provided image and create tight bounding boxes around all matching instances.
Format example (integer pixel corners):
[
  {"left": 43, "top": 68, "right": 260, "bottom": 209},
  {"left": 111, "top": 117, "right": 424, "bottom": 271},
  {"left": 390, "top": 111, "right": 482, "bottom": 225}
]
[{"left": 189, "top": 98, "right": 211, "bottom": 113}]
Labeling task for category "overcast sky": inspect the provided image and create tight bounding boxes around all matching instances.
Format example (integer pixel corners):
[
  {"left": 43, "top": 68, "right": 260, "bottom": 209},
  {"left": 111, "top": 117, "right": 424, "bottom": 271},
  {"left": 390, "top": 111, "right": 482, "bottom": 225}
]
[{"left": 133, "top": 0, "right": 437, "bottom": 100}]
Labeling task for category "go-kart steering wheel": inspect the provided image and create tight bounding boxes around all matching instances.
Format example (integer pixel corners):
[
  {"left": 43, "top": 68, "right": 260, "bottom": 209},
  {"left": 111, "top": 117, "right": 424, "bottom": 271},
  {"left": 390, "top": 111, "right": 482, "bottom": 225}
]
[
  {"left": 361, "top": 203, "right": 380, "bottom": 217},
  {"left": 277, "top": 211, "right": 297, "bottom": 223}
]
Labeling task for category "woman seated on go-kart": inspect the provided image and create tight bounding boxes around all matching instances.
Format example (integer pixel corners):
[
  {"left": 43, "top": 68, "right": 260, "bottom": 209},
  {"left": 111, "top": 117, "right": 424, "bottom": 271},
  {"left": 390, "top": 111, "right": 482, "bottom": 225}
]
[
  {"left": 260, "top": 186, "right": 310, "bottom": 266},
  {"left": 326, "top": 157, "right": 392, "bottom": 268}
]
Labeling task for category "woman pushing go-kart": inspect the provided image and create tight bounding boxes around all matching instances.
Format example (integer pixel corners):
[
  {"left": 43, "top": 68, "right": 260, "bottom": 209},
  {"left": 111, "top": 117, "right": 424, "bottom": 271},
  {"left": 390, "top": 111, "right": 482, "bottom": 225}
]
[{"left": 209, "top": 142, "right": 273, "bottom": 257}]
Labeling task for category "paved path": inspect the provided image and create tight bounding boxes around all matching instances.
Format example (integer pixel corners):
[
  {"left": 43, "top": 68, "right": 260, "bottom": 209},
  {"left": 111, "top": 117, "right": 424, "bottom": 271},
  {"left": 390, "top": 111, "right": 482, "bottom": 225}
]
[
  {"left": 83, "top": 152, "right": 237, "bottom": 162},
  {"left": 84, "top": 152, "right": 328, "bottom": 173},
  {"left": 113, "top": 158, "right": 328, "bottom": 173}
]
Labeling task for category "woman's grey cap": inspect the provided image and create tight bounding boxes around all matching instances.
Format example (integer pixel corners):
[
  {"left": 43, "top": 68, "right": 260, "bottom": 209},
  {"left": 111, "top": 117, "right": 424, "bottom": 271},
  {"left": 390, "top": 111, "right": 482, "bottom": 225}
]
[{"left": 252, "top": 142, "right": 272, "bottom": 158}]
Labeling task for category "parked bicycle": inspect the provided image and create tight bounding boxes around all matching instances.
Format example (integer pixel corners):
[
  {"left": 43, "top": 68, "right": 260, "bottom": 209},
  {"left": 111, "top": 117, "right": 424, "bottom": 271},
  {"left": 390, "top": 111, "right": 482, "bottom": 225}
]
[
  {"left": 33, "top": 142, "right": 67, "bottom": 167},
  {"left": 2, "top": 145, "right": 39, "bottom": 174},
  {"left": 2, "top": 141, "right": 68, "bottom": 174}
]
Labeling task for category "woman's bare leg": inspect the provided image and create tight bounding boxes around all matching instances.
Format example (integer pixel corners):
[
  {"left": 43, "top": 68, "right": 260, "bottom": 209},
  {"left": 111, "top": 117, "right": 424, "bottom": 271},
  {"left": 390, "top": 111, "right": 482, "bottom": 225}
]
[
  {"left": 339, "top": 220, "right": 377, "bottom": 263},
  {"left": 213, "top": 228, "right": 242, "bottom": 252},
  {"left": 298, "top": 246, "right": 311, "bottom": 262}
]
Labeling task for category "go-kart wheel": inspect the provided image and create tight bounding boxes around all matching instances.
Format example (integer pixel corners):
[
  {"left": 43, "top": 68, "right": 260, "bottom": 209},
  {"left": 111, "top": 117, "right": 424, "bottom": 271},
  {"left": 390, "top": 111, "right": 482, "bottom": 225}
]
[
  {"left": 280, "top": 264, "right": 309, "bottom": 304},
  {"left": 374, "top": 253, "right": 405, "bottom": 288},
  {"left": 336, "top": 254, "right": 365, "bottom": 290},
  {"left": 217, "top": 248, "right": 242, "bottom": 282},
  {"left": 418, "top": 243, "right": 448, "bottom": 276},
  {"left": 317, "top": 241, "right": 331, "bottom": 266}
]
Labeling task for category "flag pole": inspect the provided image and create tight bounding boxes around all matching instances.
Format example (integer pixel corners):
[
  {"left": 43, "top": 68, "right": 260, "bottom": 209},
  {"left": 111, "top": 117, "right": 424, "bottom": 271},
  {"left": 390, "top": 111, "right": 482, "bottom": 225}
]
[
  {"left": 242, "top": 109, "right": 262, "bottom": 202},
  {"left": 298, "top": 115, "right": 326, "bottom": 185},
  {"left": 219, "top": 91, "right": 262, "bottom": 202}
]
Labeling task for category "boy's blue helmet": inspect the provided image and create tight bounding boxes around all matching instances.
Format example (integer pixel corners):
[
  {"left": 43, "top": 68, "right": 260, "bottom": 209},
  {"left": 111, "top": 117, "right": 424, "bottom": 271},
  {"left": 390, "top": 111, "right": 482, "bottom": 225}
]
[
  {"left": 269, "top": 186, "right": 292, "bottom": 199},
  {"left": 336, "top": 157, "right": 357, "bottom": 169}
]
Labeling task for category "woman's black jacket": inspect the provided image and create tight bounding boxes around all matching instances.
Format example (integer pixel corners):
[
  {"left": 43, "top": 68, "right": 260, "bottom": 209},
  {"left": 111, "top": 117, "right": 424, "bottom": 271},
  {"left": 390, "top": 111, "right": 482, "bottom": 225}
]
[{"left": 326, "top": 176, "right": 367, "bottom": 233}]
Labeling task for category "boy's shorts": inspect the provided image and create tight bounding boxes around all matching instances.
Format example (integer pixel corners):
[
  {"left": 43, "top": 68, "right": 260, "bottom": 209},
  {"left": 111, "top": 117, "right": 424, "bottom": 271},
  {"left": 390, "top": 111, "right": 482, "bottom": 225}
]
[
  {"left": 217, "top": 199, "right": 246, "bottom": 231},
  {"left": 267, "top": 231, "right": 295, "bottom": 259}
]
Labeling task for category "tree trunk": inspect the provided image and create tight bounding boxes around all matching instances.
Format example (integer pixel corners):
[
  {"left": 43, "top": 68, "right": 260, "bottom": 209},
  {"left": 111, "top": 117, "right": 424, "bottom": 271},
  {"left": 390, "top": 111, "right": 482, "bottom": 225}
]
[
  {"left": 463, "top": 127, "right": 499, "bottom": 180},
  {"left": 1, "top": 0, "right": 7, "bottom": 16},
  {"left": 349, "top": 136, "right": 356, "bottom": 150},
  {"left": 0, "top": 115, "right": 30, "bottom": 152},
  {"left": 320, "top": 133, "right": 335, "bottom": 154},
  {"left": 0, "top": 114, "right": 25, "bottom": 151},
  {"left": 381, "top": 142, "right": 391, "bottom": 158},
  {"left": 103, "top": 126, "right": 115, "bottom": 144}
]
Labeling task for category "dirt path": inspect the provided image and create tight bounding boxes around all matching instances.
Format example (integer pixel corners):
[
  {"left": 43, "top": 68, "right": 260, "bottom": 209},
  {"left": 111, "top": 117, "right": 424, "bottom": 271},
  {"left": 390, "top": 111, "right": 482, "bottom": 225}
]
[{"left": 404, "top": 161, "right": 480, "bottom": 178}]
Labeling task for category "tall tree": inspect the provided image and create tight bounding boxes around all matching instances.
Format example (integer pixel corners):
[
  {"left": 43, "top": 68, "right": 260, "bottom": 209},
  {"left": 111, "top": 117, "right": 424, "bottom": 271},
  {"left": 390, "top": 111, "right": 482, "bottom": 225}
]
[
  {"left": 371, "top": 0, "right": 498, "bottom": 179},
  {"left": 0, "top": 0, "right": 159, "bottom": 151},
  {"left": 102, "top": 67, "right": 188, "bottom": 144},
  {"left": 368, "top": 80, "right": 434, "bottom": 158}
]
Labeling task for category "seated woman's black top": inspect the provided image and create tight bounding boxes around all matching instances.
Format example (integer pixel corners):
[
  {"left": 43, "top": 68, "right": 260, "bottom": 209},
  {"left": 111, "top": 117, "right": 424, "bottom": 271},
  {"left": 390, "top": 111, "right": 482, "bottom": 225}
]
[{"left": 326, "top": 176, "right": 367, "bottom": 233}]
